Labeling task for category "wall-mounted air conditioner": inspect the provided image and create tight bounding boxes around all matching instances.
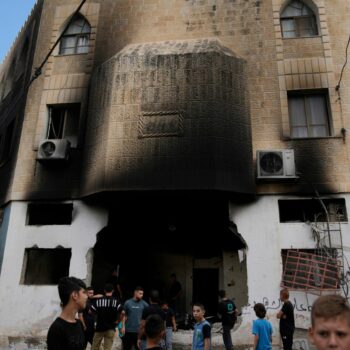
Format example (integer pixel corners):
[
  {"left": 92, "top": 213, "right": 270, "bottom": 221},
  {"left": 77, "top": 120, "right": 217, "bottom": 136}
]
[
  {"left": 37, "top": 139, "right": 71, "bottom": 162},
  {"left": 257, "top": 149, "right": 296, "bottom": 179}
]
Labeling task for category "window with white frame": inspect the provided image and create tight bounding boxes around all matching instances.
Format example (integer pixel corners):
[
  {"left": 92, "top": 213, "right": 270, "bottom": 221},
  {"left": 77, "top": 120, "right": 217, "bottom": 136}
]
[
  {"left": 59, "top": 15, "right": 91, "bottom": 55},
  {"left": 288, "top": 91, "right": 331, "bottom": 138},
  {"left": 281, "top": 1, "right": 318, "bottom": 38},
  {"left": 47, "top": 104, "right": 80, "bottom": 147}
]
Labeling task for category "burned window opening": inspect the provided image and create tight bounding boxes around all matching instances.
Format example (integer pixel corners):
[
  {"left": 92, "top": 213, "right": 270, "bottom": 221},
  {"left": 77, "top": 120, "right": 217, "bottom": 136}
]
[
  {"left": 22, "top": 248, "right": 71, "bottom": 285},
  {"left": 278, "top": 198, "right": 347, "bottom": 223},
  {"left": 26, "top": 203, "right": 73, "bottom": 225}
]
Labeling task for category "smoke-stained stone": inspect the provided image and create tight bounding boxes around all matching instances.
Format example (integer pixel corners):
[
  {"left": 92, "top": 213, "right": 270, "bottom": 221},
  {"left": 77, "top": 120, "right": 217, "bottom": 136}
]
[{"left": 81, "top": 38, "right": 254, "bottom": 195}]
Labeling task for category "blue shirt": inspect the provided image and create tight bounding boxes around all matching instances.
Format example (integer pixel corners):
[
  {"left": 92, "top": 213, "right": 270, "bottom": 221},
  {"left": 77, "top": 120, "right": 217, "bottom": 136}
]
[
  {"left": 124, "top": 298, "right": 149, "bottom": 333},
  {"left": 252, "top": 318, "right": 273, "bottom": 350},
  {"left": 192, "top": 320, "right": 211, "bottom": 350}
]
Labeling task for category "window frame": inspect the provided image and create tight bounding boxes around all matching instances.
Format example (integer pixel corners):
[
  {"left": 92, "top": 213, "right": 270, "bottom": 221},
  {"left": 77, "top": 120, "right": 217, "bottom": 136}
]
[
  {"left": 21, "top": 248, "right": 72, "bottom": 285},
  {"left": 47, "top": 104, "right": 81, "bottom": 148},
  {"left": 288, "top": 90, "right": 332, "bottom": 139},
  {"left": 58, "top": 15, "right": 91, "bottom": 56},
  {"left": 280, "top": 1, "right": 318, "bottom": 38}
]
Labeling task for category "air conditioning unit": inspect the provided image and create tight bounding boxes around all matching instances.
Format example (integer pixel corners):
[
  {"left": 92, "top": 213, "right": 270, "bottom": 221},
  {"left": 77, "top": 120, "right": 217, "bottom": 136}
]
[
  {"left": 257, "top": 149, "right": 296, "bottom": 179},
  {"left": 37, "top": 139, "right": 71, "bottom": 162}
]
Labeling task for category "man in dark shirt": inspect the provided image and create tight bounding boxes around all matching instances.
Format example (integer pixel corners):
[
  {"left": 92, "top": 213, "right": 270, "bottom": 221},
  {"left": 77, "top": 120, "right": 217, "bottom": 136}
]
[
  {"left": 168, "top": 273, "right": 182, "bottom": 313},
  {"left": 91, "top": 283, "right": 123, "bottom": 350},
  {"left": 47, "top": 276, "right": 87, "bottom": 350},
  {"left": 218, "top": 290, "right": 237, "bottom": 350},
  {"left": 277, "top": 288, "right": 295, "bottom": 350},
  {"left": 138, "top": 290, "right": 166, "bottom": 350}
]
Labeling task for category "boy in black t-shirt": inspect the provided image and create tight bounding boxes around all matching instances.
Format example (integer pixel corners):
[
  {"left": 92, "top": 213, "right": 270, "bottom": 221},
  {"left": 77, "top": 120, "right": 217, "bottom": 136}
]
[
  {"left": 277, "top": 288, "right": 295, "bottom": 350},
  {"left": 218, "top": 290, "right": 237, "bottom": 350},
  {"left": 47, "top": 276, "right": 88, "bottom": 350}
]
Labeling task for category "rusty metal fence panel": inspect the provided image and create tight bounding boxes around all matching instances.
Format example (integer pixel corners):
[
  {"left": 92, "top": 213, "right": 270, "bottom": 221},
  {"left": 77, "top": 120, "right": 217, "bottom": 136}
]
[{"left": 282, "top": 250, "right": 339, "bottom": 290}]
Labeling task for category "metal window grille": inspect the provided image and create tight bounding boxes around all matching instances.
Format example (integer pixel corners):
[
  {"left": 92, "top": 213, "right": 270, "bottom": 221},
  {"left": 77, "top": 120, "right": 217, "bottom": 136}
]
[{"left": 282, "top": 250, "right": 339, "bottom": 290}]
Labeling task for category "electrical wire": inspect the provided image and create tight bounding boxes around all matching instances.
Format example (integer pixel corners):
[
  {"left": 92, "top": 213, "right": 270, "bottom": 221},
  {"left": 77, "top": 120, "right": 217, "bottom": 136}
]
[{"left": 336, "top": 33, "right": 350, "bottom": 90}]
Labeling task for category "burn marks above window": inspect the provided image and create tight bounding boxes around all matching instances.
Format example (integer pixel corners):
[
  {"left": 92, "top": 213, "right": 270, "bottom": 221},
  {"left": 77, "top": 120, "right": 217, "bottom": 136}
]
[
  {"left": 27, "top": 203, "right": 73, "bottom": 225},
  {"left": 279, "top": 198, "right": 347, "bottom": 223},
  {"left": 138, "top": 111, "right": 184, "bottom": 138},
  {"left": 22, "top": 248, "right": 71, "bottom": 285}
]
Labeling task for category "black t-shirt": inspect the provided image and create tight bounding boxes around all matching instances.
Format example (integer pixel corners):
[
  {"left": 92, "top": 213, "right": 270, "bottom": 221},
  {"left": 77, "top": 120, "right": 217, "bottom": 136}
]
[
  {"left": 142, "top": 304, "right": 166, "bottom": 321},
  {"left": 163, "top": 307, "right": 175, "bottom": 327},
  {"left": 81, "top": 298, "right": 95, "bottom": 331},
  {"left": 47, "top": 317, "right": 85, "bottom": 350},
  {"left": 202, "top": 324, "right": 211, "bottom": 339},
  {"left": 280, "top": 300, "right": 295, "bottom": 334},
  {"left": 141, "top": 304, "right": 166, "bottom": 340},
  {"left": 92, "top": 296, "right": 121, "bottom": 332},
  {"left": 218, "top": 299, "right": 237, "bottom": 327}
]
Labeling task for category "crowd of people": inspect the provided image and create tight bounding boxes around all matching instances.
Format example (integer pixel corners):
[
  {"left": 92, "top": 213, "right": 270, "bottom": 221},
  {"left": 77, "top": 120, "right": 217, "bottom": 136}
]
[{"left": 47, "top": 276, "right": 350, "bottom": 350}]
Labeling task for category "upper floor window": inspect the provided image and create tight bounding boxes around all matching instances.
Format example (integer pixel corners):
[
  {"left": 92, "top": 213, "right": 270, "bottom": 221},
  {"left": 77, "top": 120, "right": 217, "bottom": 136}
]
[
  {"left": 59, "top": 15, "right": 91, "bottom": 55},
  {"left": 47, "top": 104, "right": 80, "bottom": 147},
  {"left": 288, "top": 91, "right": 331, "bottom": 138},
  {"left": 281, "top": 1, "right": 318, "bottom": 38}
]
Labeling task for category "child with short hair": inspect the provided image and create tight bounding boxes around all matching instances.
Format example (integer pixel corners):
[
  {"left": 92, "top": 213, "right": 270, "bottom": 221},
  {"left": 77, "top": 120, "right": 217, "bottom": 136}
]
[
  {"left": 144, "top": 314, "right": 165, "bottom": 350},
  {"left": 252, "top": 303, "right": 273, "bottom": 350},
  {"left": 308, "top": 294, "right": 350, "bottom": 350},
  {"left": 192, "top": 303, "right": 211, "bottom": 350}
]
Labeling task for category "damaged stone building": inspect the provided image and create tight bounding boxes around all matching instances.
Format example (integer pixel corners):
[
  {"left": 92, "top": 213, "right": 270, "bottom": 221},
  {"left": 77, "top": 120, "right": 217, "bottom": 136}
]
[{"left": 0, "top": 0, "right": 350, "bottom": 348}]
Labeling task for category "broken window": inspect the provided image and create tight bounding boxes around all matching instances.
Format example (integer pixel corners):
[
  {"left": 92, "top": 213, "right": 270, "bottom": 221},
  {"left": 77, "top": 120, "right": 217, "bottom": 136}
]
[
  {"left": 278, "top": 198, "right": 347, "bottom": 223},
  {"left": 22, "top": 248, "right": 71, "bottom": 285},
  {"left": 281, "top": 249, "right": 339, "bottom": 290},
  {"left": 27, "top": 203, "right": 73, "bottom": 225},
  {"left": 280, "top": 1, "right": 318, "bottom": 38},
  {"left": 47, "top": 104, "right": 80, "bottom": 147},
  {"left": 59, "top": 15, "right": 91, "bottom": 55}
]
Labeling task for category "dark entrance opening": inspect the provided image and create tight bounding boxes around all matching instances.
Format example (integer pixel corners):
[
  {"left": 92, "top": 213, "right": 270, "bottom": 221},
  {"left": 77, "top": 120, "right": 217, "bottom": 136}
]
[
  {"left": 90, "top": 194, "right": 246, "bottom": 311},
  {"left": 193, "top": 268, "right": 219, "bottom": 317}
]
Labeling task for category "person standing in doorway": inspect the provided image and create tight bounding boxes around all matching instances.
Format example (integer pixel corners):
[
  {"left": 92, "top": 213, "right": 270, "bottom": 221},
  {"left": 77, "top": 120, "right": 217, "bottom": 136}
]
[
  {"left": 122, "top": 286, "right": 149, "bottom": 350},
  {"left": 168, "top": 274, "right": 182, "bottom": 313},
  {"left": 109, "top": 266, "right": 123, "bottom": 301},
  {"left": 47, "top": 276, "right": 87, "bottom": 350},
  {"left": 218, "top": 290, "right": 237, "bottom": 350},
  {"left": 277, "top": 288, "right": 295, "bottom": 350}
]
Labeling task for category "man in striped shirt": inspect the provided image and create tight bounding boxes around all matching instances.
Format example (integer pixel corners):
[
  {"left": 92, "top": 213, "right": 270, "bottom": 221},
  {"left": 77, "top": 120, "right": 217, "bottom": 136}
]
[{"left": 91, "top": 283, "right": 123, "bottom": 350}]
